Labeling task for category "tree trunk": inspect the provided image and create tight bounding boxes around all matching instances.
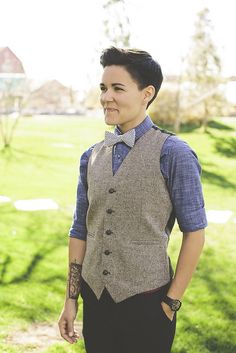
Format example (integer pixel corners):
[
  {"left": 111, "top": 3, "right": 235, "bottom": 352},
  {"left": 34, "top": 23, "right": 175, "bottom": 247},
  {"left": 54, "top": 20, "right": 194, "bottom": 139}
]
[{"left": 201, "top": 103, "right": 209, "bottom": 133}]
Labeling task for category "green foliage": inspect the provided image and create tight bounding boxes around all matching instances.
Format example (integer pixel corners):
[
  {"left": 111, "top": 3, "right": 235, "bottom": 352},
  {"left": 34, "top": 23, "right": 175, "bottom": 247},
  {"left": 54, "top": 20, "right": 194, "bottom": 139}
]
[
  {"left": 102, "top": 0, "right": 130, "bottom": 47},
  {"left": 148, "top": 88, "right": 179, "bottom": 125},
  {"left": 151, "top": 8, "right": 229, "bottom": 132},
  {"left": 187, "top": 8, "right": 221, "bottom": 83},
  {"left": 184, "top": 8, "right": 226, "bottom": 129},
  {"left": 83, "top": 87, "right": 100, "bottom": 109},
  {"left": 0, "top": 116, "right": 236, "bottom": 353}
]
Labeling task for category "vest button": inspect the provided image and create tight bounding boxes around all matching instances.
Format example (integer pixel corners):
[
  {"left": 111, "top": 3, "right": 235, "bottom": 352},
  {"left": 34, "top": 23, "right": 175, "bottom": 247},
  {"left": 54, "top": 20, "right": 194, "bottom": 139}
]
[
  {"left": 109, "top": 188, "right": 116, "bottom": 193},
  {"left": 105, "top": 229, "right": 113, "bottom": 235},
  {"left": 104, "top": 250, "right": 111, "bottom": 255},
  {"left": 103, "top": 270, "right": 110, "bottom": 275},
  {"left": 106, "top": 208, "right": 113, "bottom": 214}
]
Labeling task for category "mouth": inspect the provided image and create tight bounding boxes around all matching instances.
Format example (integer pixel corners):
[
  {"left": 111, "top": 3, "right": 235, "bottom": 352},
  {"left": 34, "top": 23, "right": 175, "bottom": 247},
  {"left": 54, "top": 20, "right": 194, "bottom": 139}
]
[{"left": 104, "top": 108, "right": 118, "bottom": 113}]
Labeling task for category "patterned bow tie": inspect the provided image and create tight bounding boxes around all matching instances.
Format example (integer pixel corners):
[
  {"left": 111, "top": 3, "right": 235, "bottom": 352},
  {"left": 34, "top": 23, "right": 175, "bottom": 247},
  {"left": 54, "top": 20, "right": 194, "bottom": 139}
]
[{"left": 104, "top": 129, "right": 136, "bottom": 148}]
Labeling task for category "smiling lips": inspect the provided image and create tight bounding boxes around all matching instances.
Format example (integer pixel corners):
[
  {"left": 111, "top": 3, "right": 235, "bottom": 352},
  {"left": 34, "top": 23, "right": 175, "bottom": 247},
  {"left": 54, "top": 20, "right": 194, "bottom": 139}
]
[{"left": 105, "top": 108, "right": 118, "bottom": 113}]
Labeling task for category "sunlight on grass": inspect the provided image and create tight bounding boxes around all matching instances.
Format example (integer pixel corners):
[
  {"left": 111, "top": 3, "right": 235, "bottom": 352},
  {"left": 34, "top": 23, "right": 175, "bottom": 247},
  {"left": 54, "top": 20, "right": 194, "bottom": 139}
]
[
  {"left": 0, "top": 195, "right": 11, "bottom": 203},
  {"left": 0, "top": 115, "right": 236, "bottom": 353},
  {"left": 206, "top": 209, "right": 233, "bottom": 223},
  {"left": 14, "top": 198, "right": 59, "bottom": 211}
]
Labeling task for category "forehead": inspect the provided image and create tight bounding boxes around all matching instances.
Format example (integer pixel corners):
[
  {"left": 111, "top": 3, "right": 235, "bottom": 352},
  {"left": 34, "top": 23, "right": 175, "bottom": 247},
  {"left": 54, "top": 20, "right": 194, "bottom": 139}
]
[{"left": 101, "top": 65, "right": 136, "bottom": 86}]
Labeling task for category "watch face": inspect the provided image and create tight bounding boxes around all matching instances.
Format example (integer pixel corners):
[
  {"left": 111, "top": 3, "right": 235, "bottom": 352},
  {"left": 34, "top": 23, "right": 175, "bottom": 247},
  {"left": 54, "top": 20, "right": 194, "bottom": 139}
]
[
  {"left": 163, "top": 296, "right": 182, "bottom": 311},
  {"left": 171, "top": 300, "right": 181, "bottom": 311}
]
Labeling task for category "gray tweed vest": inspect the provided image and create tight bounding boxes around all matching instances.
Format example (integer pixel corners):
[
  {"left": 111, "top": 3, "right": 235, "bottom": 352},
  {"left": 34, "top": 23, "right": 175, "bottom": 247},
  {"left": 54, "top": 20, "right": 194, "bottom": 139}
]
[{"left": 82, "top": 127, "right": 173, "bottom": 303}]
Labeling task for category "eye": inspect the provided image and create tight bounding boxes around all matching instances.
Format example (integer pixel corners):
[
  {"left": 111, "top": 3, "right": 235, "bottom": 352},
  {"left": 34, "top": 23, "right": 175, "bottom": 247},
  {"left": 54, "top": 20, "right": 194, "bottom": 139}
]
[
  {"left": 100, "top": 86, "right": 107, "bottom": 92},
  {"left": 114, "top": 87, "right": 123, "bottom": 91}
]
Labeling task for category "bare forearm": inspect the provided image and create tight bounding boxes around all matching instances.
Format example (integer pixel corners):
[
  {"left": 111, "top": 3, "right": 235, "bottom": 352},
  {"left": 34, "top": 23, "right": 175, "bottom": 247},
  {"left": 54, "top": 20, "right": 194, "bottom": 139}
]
[
  {"left": 167, "top": 229, "right": 205, "bottom": 300},
  {"left": 65, "top": 237, "right": 86, "bottom": 301}
]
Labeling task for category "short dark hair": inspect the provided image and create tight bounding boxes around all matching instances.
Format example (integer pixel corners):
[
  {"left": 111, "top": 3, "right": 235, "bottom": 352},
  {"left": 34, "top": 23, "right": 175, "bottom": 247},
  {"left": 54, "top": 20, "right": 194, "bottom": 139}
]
[{"left": 100, "top": 46, "right": 163, "bottom": 108}]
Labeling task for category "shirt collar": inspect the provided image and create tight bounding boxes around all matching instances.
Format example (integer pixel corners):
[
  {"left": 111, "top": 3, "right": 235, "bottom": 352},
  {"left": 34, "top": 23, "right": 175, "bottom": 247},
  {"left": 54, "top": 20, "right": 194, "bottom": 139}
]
[{"left": 114, "top": 116, "right": 154, "bottom": 141}]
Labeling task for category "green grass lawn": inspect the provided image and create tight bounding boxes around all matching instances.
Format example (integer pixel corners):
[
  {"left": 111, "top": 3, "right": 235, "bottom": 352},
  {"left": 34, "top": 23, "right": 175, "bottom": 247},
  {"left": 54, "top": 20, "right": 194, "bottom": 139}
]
[{"left": 0, "top": 115, "right": 236, "bottom": 353}]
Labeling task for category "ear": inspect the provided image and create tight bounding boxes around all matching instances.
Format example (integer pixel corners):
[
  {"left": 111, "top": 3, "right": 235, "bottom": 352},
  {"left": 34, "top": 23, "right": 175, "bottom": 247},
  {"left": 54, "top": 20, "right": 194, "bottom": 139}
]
[{"left": 142, "top": 85, "right": 155, "bottom": 106}]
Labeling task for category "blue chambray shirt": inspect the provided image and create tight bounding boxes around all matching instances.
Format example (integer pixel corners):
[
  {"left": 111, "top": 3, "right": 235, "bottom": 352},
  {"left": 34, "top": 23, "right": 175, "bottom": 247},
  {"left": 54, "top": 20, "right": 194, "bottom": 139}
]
[{"left": 69, "top": 116, "right": 207, "bottom": 240}]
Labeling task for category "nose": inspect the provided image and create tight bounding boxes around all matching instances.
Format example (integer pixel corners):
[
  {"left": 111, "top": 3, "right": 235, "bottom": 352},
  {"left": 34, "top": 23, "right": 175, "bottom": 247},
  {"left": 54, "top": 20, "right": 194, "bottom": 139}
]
[{"left": 100, "top": 89, "right": 114, "bottom": 105}]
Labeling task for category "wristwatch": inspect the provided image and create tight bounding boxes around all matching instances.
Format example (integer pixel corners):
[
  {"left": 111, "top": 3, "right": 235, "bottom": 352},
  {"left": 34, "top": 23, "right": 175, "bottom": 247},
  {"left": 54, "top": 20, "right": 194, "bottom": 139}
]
[{"left": 162, "top": 295, "right": 182, "bottom": 311}]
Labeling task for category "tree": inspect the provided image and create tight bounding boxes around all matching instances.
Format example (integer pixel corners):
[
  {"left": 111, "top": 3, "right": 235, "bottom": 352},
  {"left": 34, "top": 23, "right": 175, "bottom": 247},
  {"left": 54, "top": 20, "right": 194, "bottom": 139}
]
[
  {"left": 83, "top": 86, "right": 101, "bottom": 110},
  {"left": 0, "top": 77, "right": 27, "bottom": 149},
  {"left": 102, "top": 0, "right": 130, "bottom": 47},
  {"left": 184, "top": 7, "right": 225, "bottom": 131},
  {"left": 148, "top": 88, "right": 180, "bottom": 127}
]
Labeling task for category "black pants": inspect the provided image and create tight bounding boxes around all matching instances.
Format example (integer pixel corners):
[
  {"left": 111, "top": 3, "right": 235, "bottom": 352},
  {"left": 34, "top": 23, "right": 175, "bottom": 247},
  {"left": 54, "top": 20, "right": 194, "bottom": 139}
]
[{"left": 80, "top": 278, "right": 177, "bottom": 353}]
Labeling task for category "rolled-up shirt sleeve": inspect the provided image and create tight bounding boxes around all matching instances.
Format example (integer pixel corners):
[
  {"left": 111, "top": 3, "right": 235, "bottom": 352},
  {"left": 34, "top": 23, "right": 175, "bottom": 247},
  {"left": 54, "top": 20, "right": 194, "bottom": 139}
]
[
  {"left": 161, "top": 136, "right": 208, "bottom": 233},
  {"left": 69, "top": 146, "right": 94, "bottom": 240}
]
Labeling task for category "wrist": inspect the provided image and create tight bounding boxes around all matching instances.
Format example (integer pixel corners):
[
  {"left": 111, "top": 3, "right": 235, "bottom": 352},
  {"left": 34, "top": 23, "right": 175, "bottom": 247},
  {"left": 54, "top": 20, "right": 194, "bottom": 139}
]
[
  {"left": 65, "top": 292, "right": 80, "bottom": 302},
  {"left": 162, "top": 295, "right": 182, "bottom": 312},
  {"left": 65, "top": 296, "right": 78, "bottom": 302},
  {"left": 166, "top": 283, "right": 184, "bottom": 301},
  {"left": 64, "top": 297, "right": 79, "bottom": 309}
]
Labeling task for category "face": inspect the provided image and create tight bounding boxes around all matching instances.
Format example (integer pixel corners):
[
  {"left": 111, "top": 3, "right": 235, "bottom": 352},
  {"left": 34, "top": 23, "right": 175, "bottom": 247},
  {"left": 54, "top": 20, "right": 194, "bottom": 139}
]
[{"left": 100, "top": 65, "right": 154, "bottom": 132}]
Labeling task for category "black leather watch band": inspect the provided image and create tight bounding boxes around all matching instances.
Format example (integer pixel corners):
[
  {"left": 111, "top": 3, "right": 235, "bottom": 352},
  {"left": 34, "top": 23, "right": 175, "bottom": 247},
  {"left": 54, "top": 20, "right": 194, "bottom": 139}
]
[{"left": 162, "top": 296, "right": 182, "bottom": 311}]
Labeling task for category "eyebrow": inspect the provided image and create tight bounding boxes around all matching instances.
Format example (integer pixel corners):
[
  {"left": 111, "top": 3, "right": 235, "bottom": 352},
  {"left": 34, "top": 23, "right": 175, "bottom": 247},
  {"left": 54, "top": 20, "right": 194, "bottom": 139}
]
[{"left": 100, "top": 83, "right": 126, "bottom": 87}]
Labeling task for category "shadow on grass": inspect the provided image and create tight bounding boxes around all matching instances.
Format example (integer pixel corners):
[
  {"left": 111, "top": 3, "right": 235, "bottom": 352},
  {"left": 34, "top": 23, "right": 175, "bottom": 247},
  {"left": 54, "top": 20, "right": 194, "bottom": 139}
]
[
  {"left": 207, "top": 120, "right": 235, "bottom": 131},
  {"left": 157, "top": 122, "right": 200, "bottom": 134},
  {"left": 173, "top": 247, "right": 236, "bottom": 353},
  {"left": 0, "top": 211, "right": 69, "bottom": 286},
  {"left": 201, "top": 167, "right": 236, "bottom": 190},
  {"left": 10, "top": 248, "right": 53, "bottom": 285},
  {"left": 204, "top": 337, "right": 236, "bottom": 353},
  {"left": 0, "top": 255, "right": 11, "bottom": 283},
  {"left": 197, "top": 247, "right": 236, "bottom": 322},
  {"left": 212, "top": 136, "right": 236, "bottom": 158},
  {"left": 40, "top": 274, "right": 65, "bottom": 284},
  {"left": 205, "top": 127, "right": 236, "bottom": 158},
  {"left": 208, "top": 120, "right": 234, "bottom": 131},
  {"left": 155, "top": 119, "right": 235, "bottom": 135},
  {"left": 0, "top": 146, "right": 56, "bottom": 163},
  {"left": 0, "top": 246, "right": 54, "bottom": 285}
]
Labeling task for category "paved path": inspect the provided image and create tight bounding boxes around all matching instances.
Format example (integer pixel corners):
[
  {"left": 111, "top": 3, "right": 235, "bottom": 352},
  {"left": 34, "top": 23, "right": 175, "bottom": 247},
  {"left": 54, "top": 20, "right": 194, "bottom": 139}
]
[{"left": 5, "top": 322, "right": 83, "bottom": 352}]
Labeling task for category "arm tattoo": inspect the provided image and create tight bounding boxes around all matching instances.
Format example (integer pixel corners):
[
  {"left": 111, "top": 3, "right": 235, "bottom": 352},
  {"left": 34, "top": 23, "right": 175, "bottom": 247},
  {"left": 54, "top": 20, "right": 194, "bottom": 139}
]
[{"left": 68, "top": 262, "right": 82, "bottom": 300}]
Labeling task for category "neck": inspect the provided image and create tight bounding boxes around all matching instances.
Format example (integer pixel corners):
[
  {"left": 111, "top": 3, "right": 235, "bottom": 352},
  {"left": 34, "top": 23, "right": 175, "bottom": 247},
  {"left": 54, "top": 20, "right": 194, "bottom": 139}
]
[{"left": 118, "top": 115, "right": 146, "bottom": 133}]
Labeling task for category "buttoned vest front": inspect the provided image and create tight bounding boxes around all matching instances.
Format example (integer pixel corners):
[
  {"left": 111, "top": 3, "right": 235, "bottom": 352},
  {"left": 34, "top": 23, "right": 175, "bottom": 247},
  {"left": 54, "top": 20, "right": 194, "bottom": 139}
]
[{"left": 82, "top": 127, "right": 173, "bottom": 303}]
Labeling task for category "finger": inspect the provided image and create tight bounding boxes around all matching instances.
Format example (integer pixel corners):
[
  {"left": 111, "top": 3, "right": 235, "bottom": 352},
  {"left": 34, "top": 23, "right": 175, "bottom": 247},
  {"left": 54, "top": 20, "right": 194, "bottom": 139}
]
[
  {"left": 58, "top": 320, "right": 76, "bottom": 344},
  {"left": 65, "top": 321, "right": 78, "bottom": 343},
  {"left": 67, "top": 320, "right": 75, "bottom": 338},
  {"left": 58, "top": 321, "right": 68, "bottom": 336},
  {"left": 61, "top": 332, "right": 76, "bottom": 344},
  {"left": 73, "top": 332, "right": 79, "bottom": 339},
  {"left": 60, "top": 326, "right": 76, "bottom": 344}
]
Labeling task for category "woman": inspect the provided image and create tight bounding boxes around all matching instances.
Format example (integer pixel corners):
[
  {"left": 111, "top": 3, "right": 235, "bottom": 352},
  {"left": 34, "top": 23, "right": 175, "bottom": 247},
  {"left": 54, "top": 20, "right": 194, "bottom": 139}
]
[{"left": 58, "top": 47, "right": 207, "bottom": 353}]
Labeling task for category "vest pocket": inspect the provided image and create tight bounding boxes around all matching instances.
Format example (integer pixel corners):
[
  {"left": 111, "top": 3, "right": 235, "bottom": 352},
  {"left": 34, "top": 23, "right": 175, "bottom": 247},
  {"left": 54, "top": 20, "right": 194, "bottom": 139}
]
[
  {"left": 119, "top": 242, "right": 169, "bottom": 284},
  {"left": 130, "top": 240, "right": 160, "bottom": 245}
]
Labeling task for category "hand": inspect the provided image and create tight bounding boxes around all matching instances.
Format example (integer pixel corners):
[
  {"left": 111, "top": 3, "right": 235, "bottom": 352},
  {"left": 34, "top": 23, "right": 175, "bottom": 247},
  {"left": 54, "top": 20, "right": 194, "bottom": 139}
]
[
  {"left": 58, "top": 299, "right": 79, "bottom": 344},
  {"left": 161, "top": 301, "right": 175, "bottom": 321}
]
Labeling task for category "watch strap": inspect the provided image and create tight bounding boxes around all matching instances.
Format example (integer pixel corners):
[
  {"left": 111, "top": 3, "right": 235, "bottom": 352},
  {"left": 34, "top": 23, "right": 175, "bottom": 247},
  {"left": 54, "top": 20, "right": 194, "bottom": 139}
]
[{"left": 162, "top": 295, "right": 182, "bottom": 311}]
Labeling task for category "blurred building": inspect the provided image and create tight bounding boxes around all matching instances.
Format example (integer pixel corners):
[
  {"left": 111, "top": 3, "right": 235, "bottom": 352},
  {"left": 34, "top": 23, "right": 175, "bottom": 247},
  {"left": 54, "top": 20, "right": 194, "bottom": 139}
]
[
  {"left": 25, "top": 79, "right": 81, "bottom": 115},
  {"left": 0, "top": 46, "right": 28, "bottom": 113},
  {"left": 0, "top": 47, "right": 83, "bottom": 116}
]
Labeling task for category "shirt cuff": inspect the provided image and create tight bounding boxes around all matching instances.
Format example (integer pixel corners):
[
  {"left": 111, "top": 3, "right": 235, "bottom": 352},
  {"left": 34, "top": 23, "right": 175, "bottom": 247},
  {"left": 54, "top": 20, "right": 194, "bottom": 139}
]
[
  {"left": 69, "top": 225, "right": 87, "bottom": 240},
  {"left": 177, "top": 207, "right": 208, "bottom": 233}
]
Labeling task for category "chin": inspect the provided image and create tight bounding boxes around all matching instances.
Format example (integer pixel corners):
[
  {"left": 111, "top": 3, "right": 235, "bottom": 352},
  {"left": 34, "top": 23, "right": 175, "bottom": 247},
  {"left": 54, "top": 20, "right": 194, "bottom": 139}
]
[{"left": 105, "top": 117, "right": 118, "bottom": 126}]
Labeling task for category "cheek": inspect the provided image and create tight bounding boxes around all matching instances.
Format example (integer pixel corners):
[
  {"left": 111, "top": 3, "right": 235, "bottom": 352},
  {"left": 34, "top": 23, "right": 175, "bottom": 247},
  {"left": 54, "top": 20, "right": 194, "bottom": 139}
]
[
  {"left": 100, "top": 94, "right": 104, "bottom": 105},
  {"left": 120, "top": 96, "right": 136, "bottom": 108},
  {"left": 125, "top": 96, "right": 143, "bottom": 111}
]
